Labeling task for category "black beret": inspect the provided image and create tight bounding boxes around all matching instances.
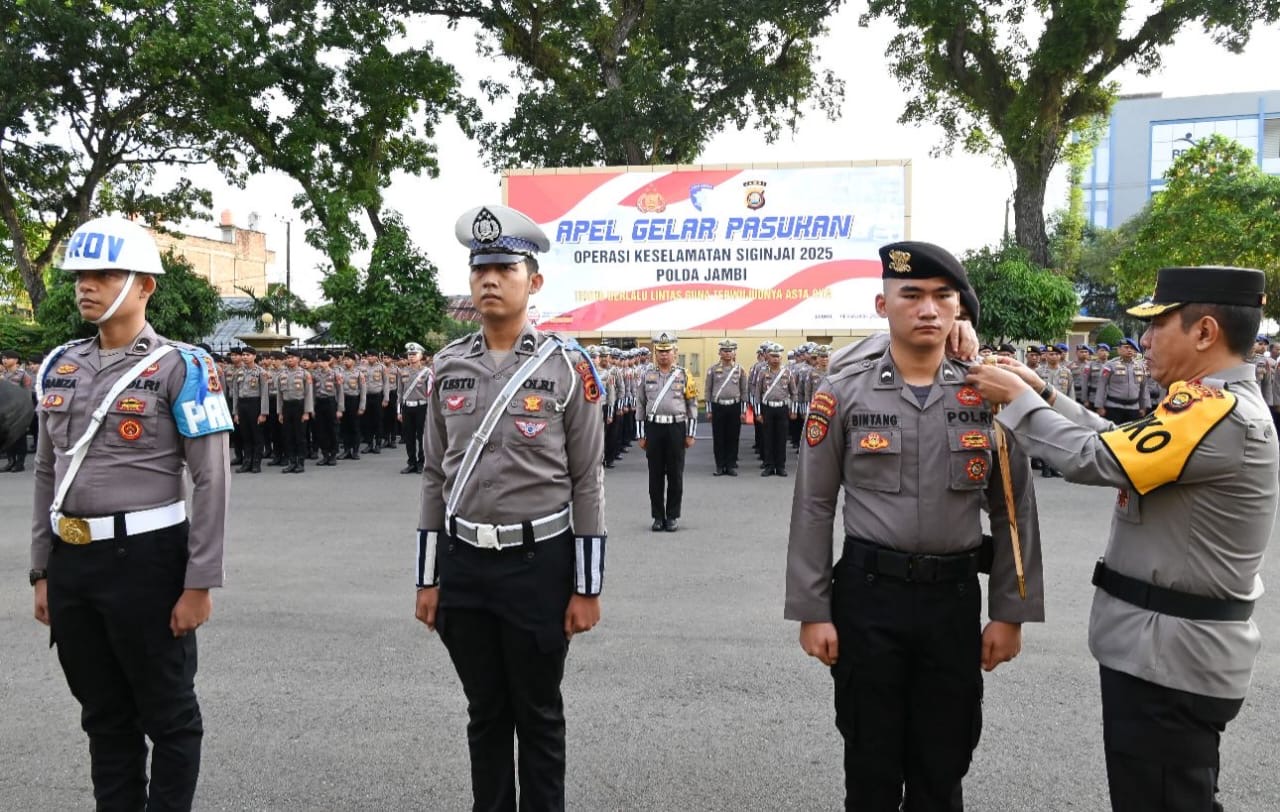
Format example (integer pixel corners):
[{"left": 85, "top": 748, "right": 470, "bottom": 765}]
[
  {"left": 997, "top": 343, "right": 1017, "bottom": 354},
  {"left": 1128, "top": 266, "right": 1267, "bottom": 319},
  {"left": 879, "top": 241, "right": 979, "bottom": 327}
]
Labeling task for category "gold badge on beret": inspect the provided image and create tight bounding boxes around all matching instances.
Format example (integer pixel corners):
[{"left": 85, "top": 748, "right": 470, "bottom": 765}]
[{"left": 888, "top": 250, "right": 912, "bottom": 274}]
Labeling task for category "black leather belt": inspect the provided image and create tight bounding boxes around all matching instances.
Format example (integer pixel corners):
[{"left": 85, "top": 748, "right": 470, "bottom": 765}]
[
  {"left": 844, "top": 537, "right": 989, "bottom": 583},
  {"left": 1092, "top": 560, "right": 1254, "bottom": 622},
  {"left": 1107, "top": 396, "right": 1139, "bottom": 406}
]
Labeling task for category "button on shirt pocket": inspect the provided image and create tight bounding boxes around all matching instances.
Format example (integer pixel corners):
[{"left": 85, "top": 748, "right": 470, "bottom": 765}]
[
  {"left": 948, "top": 429, "right": 993, "bottom": 491},
  {"left": 848, "top": 429, "right": 902, "bottom": 493},
  {"left": 39, "top": 390, "right": 76, "bottom": 450}
]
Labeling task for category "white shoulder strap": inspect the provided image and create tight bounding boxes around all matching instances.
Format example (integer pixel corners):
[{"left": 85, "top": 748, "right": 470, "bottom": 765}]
[
  {"left": 445, "top": 337, "right": 561, "bottom": 522},
  {"left": 50, "top": 345, "right": 176, "bottom": 516}
]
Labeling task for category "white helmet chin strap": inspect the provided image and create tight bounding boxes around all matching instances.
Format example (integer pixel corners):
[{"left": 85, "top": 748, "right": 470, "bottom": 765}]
[{"left": 91, "top": 271, "right": 137, "bottom": 325}]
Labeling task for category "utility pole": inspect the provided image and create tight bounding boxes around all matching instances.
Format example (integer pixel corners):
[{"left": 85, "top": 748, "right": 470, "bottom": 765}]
[{"left": 277, "top": 216, "right": 294, "bottom": 336}]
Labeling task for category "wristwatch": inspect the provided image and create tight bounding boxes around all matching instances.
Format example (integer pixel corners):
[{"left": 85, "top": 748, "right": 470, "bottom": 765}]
[{"left": 29, "top": 568, "right": 48, "bottom": 586}]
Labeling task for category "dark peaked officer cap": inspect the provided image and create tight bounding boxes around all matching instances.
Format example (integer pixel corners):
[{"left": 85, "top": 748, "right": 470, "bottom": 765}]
[{"left": 1127, "top": 266, "right": 1267, "bottom": 319}]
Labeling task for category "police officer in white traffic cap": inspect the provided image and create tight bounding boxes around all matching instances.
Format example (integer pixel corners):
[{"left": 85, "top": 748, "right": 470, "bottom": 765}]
[{"left": 31, "top": 216, "right": 232, "bottom": 810}]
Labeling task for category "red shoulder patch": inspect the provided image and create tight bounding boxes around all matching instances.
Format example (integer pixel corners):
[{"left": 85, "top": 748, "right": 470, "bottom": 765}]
[
  {"left": 804, "top": 414, "right": 829, "bottom": 447},
  {"left": 576, "top": 361, "right": 601, "bottom": 403},
  {"left": 808, "top": 391, "right": 837, "bottom": 419}
]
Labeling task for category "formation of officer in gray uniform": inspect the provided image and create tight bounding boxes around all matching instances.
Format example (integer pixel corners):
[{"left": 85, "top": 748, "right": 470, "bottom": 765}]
[
  {"left": 636, "top": 331, "right": 699, "bottom": 531},
  {"left": 414, "top": 203, "right": 606, "bottom": 812},
  {"left": 3, "top": 347, "right": 35, "bottom": 471},
  {"left": 753, "top": 342, "right": 798, "bottom": 477},
  {"left": 1094, "top": 337, "right": 1151, "bottom": 422},
  {"left": 704, "top": 338, "right": 746, "bottom": 476},
  {"left": 28, "top": 216, "right": 232, "bottom": 812},
  {"left": 786, "top": 240, "right": 1044, "bottom": 810},
  {"left": 1036, "top": 343, "right": 1074, "bottom": 478},
  {"left": 967, "top": 265, "right": 1277, "bottom": 812}
]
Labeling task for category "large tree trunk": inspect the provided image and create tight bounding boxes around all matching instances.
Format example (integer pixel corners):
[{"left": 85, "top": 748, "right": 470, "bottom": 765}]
[{"left": 1012, "top": 160, "right": 1051, "bottom": 267}]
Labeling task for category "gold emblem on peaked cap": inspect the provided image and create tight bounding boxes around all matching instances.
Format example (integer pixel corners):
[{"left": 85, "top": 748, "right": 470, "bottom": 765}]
[{"left": 888, "top": 250, "right": 912, "bottom": 274}]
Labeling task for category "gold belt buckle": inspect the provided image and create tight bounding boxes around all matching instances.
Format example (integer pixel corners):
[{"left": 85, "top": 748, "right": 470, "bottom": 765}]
[{"left": 58, "top": 516, "right": 93, "bottom": 545}]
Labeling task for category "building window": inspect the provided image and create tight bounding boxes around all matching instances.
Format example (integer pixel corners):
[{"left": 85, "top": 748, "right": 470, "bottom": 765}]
[
  {"left": 1089, "top": 188, "right": 1109, "bottom": 229},
  {"left": 1263, "top": 117, "right": 1280, "bottom": 175},
  {"left": 1151, "top": 116, "right": 1261, "bottom": 182}
]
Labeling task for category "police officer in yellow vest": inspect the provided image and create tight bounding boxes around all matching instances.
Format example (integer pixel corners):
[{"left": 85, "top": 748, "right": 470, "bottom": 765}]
[
  {"left": 967, "top": 266, "right": 1277, "bottom": 812},
  {"left": 30, "top": 216, "right": 232, "bottom": 811},
  {"left": 415, "top": 204, "right": 606, "bottom": 811}
]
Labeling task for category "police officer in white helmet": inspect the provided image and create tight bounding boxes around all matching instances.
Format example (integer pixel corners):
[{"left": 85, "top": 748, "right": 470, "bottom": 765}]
[{"left": 30, "top": 216, "right": 232, "bottom": 811}]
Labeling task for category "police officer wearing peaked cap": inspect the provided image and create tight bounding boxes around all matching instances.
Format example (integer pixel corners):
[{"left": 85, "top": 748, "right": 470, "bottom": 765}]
[
  {"left": 637, "top": 331, "right": 698, "bottom": 529},
  {"left": 787, "top": 239, "right": 1044, "bottom": 809},
  {"left": 416, "top": 203, "right": 606, "bottom": 811},
  {"left": 967, "top": 265, "right": 1276, "bottom": 812},
  {"left": 30, "top": 216, "right": 232, "bottom": 811}
]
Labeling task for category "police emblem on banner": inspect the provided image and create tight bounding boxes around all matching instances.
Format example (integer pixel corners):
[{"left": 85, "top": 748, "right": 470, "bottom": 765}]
[
  {"left": 743, "top": 180, "right": 767, "bottom": 211},
  {"left": 689, "top": 183, "right": 713, "bottom": 212},
  {"left": 636, "top": 186, "right": 666, "bottom": 214}
]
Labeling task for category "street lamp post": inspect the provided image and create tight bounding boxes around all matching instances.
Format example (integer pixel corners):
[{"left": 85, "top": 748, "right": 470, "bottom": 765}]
[{"left": 277, "top": 216, "right": 293, "bottom": 337}]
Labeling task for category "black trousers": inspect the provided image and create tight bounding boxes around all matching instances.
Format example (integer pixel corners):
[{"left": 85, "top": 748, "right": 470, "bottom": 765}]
[
  {"left": 644, "top": 421, "right": 686, "bottom": 520},
  {"left": 5, "top": 434, "right": 26, "bottom": 466},
  {"left": 402, "top": 404, "right": 427, "bottom": 467},
  {"left": 341, "top": 395, "right": 362, "bottom": 453},
  {"left": 1100, "top": 666, "right": 1243, "bottom": 812},
  {"left": 437, "top": 531, "right": 574, "bottom": 812},
  {"left": 1105, "top": 406, "right": 1141, "bottom": 424},
  {"left": 760, "top": 405, "right": 790, "bottom": 471},
  {"left": 266, "top": 397, "right": 281, "bottom": 457},
  {"left": 281, "top": 400, "right": 306, "bottom": 463},
  {"left": 831, "top": 548, "right": 982, "bottom": 812},
  {"left": 383, "top": 391, "right": 399, "bottom": 445},
  {"left": 313, "top": 397, "right": 338, "bottom": 457},
  {"left": 604, "top": 409, "right": 622, "bottom": 462},
  {"left": 225, "top": 396, "right": 241, "bottom": 460},
  {"left": 789, "top": 413, "right": 803, "bottom": 448},
  {"left": 362, "top": 395, "right": 385, "bottom": 445},
  {"left": 235, "top": 400, "right": 263, "bottom": 464},
  {"left": 48, "top": 522, "right": 202, "bottom": 812},
  {"left": 710, "top": 403, "right": 741, "bottom": 470}
]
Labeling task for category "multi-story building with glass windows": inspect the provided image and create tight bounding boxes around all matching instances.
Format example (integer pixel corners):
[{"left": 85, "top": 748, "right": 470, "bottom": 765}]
[{"left": 1081, "top": 89, "right": 1280, "bottom": 229}]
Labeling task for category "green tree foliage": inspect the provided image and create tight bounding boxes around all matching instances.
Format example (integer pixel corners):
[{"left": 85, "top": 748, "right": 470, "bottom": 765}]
[
  {"left": 204, "top": 3, "right": 469, "bottom": 270},
  {"left": 234, "top": 283, "right": 318, "bottom": 335},
  {"left": 1112, "top": 134, "right": 1280, "bottom": 318},
  {"left": 963, "top": 243, "right": 1078, "bottom": 343},
  {"left": 1096, "top": 322, "right": 1125, "bottom": 349},
  {"left": 861, "top": 1, "right": 1280, "bottom": 266},
  {"left": 319, "top": 215, "right": 450, "bottom": 351},
  {"left": 37, "top": 251, "right": 222, "bottom": 346},
  {"left": 0, "top": 0, "right": 250, "bottom": 312},
  {"left": 0, "top": 312, "right": 45, "bottom": 357},
  {"left": 419, "top": 0, "right": 844, "bottom": 167}
]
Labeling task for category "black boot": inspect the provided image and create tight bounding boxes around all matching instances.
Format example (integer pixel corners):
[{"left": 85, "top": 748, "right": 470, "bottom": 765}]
[
  {"left": 282, "top": 461, "right": 297, "bottom": 473},
  {"left": 250, "top": 460, "right": 262, "bottom": 473},
  {"left": 400, "top": 464, "right": 418, "bottom": 474},
  {"left": 292, "top": 459, "right": 305, "bottom": 473}
]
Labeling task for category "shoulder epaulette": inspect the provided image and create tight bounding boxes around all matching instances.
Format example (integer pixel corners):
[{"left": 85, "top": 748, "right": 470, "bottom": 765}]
[
  {"left": 35, "top": 337, "right": 93, "bottom": 399},
  {"left": 436, "top": 333, "right": 476, "bottom": 357}
]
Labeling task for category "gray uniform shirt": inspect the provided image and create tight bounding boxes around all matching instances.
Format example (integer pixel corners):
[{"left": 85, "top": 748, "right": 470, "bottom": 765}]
[
  {"left": 399, "top": 364, "right": 433, "bottom": 408},
  {"left": 997, "top": 364, "right": 1277, "bottom": 698},
  {"left": 705, "top": 363, "right": 747, "bottom": 413},
  {"left": 754, "top": 365, "right": 798, "bottom": 410},
  {"left": 232, "top": 365, "right": 270, "bottom": 411},
  {"left": 635, "top": 365, "right": 698, "bottom": 438},
  {"left": 276, "top": 367, "right": 314, "bottom": 412},
  {"left": 312, "top": 367, "right": 339, "bottom": 400},
  {"left": 1095, "top": 358, "right": 1149, "bottom": 411},
  {"left": 31, "top": 325, "right": 231, "bottom": 588},
  {"left": 1040, "top": 364, "right": 1075, "bottom": 399},
  {"left": 338, "top": 367, "right": 367, "bottom": 409},
  {"left": 785, "top": 353, "right": 1046, "bottom": 625},
  {"left": 419, "top": 326, "right": 605, "bottom": 535},
  {"left": 365, "top": 363, "right": 387, "bottom": 397}
]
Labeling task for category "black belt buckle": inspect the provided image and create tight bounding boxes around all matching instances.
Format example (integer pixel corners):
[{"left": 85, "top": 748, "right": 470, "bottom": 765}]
[{"left": 908, "top": 555, "right": 939, "bottom": 582}]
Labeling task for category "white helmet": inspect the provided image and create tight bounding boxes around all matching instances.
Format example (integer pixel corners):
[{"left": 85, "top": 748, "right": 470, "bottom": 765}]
[{"left": 61, "top": 216, "right": 164, "bottom": 275}]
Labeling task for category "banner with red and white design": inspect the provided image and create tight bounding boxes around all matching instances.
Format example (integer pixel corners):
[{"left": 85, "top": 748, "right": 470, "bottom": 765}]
[{"left": 506, "top": 162, "right": 907, "bottom": 332}]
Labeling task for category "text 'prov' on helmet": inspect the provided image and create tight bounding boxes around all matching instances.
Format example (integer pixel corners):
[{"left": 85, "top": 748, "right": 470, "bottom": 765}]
[{"left": 60, "top": 216, "right": 164, "bottom": 275}]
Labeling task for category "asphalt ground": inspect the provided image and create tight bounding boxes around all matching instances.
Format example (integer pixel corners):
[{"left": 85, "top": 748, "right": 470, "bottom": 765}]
[{"left": 3, "top": 427, "right": 1279, "bottom": 811}]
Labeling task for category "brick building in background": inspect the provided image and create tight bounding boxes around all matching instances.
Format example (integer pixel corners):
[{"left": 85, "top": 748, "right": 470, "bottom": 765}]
[{"left": 151, "top": 209, "right": 274, "bottom": 296}]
